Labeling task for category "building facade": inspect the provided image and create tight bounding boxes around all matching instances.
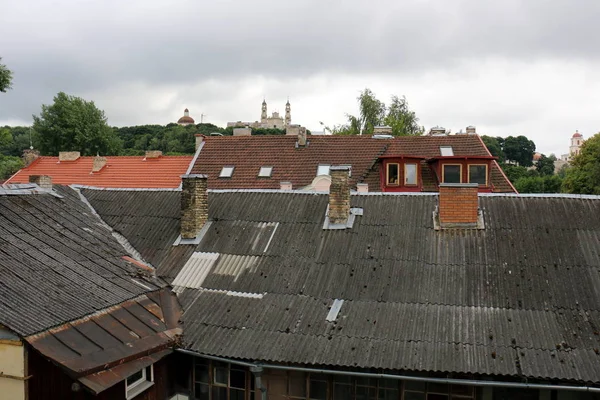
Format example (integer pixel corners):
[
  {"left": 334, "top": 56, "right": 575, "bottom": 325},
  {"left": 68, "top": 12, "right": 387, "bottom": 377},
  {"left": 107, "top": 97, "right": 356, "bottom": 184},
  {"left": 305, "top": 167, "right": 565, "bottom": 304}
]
[{"left": 227, "top": 99, "right": 291, "bottom": 129}]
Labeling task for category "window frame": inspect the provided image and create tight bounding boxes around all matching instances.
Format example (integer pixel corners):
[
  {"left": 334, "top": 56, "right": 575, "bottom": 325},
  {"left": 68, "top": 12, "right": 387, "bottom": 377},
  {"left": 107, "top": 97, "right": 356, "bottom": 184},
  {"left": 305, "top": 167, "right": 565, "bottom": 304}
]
[
  {"left": 442, "top": 164, "right": 462, "bottom": 184},
  {"left": 125, "top": 364, "right": 154, "bottom": 400},
  {"left": 219, "top": 166, "right": 235, "bottom": 178},
  {"left": 468, "top": 164, "right": 488, "bottom": 186},
  {"left": 404, "top": 163, "right": 418, "bottom": 186},
  {"left": 258, "top": 166, "right": 273, "bottom": 178},
  {"left": 386, "top": 163, "right": 400, "bottom": 186}
]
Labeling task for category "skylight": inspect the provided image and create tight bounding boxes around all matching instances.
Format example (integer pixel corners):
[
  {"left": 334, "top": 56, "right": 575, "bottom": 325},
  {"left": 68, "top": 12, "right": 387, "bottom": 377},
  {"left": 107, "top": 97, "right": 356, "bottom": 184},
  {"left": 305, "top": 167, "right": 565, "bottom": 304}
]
[
  {"left": 317, "top": 164, "right": 330, "bottom": 176},
  {"left": 219, "top": 166, "right": 235, "bottom": 178},
  {"left": 258, "top": 166, "right": 273, "bottom": 178},
  {"left": 440, "top": 146, "right": 454, "bottom": 156}
]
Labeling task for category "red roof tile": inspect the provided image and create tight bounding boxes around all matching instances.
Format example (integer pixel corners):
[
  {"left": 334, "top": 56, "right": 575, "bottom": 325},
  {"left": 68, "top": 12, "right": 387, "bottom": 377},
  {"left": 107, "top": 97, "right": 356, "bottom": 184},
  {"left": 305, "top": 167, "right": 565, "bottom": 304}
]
[
  {"left": 7, "top": 155, "right": 193, "bottom": 188},
  {"left": 191, "top": 134, "right": 516, "bottom": 192}
]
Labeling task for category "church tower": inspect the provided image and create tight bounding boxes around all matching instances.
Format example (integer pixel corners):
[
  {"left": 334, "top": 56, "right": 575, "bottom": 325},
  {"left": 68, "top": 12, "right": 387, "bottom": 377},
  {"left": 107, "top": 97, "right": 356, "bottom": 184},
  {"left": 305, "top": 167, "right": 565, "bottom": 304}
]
[
  {"left": 261, "top": 99, "right": 267, "bottom": 122},
  {"left": 570, "top": 130, "right": 584, "bottom": 158},
  {"left": 285, "top": 99, "right": 291, "bottom": 126}
]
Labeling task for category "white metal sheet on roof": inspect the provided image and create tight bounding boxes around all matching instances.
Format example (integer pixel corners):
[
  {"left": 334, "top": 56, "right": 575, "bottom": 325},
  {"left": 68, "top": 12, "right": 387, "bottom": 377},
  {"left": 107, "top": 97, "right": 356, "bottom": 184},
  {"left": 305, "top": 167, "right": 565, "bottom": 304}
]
[
  {"left": 172, "top": 252, "right": 220, "bottom": 289},
  {"left": 213, "top": 254, "right": 260, "bottom": 282}
]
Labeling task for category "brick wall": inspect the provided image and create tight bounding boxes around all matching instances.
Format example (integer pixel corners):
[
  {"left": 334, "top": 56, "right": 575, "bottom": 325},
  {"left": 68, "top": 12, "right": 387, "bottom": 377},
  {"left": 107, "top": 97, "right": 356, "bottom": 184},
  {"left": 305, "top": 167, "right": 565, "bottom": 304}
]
[
  {"left": 438, "top": 184, "right": 478, "bottom": 227},
  {"left": 329, "top": 166, "right": 351, "bottom": 224},
  {"left": 92, "top": 156, "right": 107, "bottom": 172},
  {"left": 181, "top": 174, "right": 208, "bottom": 239},
  {"left": 58, "top": 151, "right": 80, "bottom": 161},
  {"left": 29, "top": 175, "right": 52, "bottom": 189}
]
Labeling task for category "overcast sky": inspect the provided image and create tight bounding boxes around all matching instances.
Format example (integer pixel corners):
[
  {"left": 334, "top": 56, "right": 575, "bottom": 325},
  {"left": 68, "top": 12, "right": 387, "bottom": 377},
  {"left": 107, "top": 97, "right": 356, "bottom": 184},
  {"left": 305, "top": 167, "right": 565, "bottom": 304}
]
[{"left": 1, "top": 0, "right": 599, "bottom": 155}]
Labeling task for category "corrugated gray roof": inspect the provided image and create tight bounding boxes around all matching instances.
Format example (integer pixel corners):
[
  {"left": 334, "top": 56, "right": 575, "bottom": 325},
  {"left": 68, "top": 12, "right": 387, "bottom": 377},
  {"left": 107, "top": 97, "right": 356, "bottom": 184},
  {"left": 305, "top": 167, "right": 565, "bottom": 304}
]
[
  {"left": 81, "top": 189, "right": 600, "bottom": 382},
  {"left": 0, "top": 186, "right": 164, "bottom": 337}
]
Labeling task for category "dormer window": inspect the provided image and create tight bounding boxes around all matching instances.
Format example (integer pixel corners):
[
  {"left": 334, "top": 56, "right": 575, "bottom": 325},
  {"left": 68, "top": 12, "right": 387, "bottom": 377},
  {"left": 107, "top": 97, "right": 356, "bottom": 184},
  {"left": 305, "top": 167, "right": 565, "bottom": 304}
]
[
  {"left": 258, "top": 166, "right": 273, "bottom": 178},
  {"left": 317, "top": 164, "right": 330, "bottom": 176},
  {"left": 440, "top": 146, "right": 454, "bottom": 156},
  {"left": 468, "top": 164, "right": 488, "bottom": 185},
  {"left": 442, "top": 164, "right": 461, "bottom": 183},
  {"left": 387, "top": 163, "right": 399, "bottom": 185},
  {"left": 219, "top": 166, "right": 235, "bottom": 178}
]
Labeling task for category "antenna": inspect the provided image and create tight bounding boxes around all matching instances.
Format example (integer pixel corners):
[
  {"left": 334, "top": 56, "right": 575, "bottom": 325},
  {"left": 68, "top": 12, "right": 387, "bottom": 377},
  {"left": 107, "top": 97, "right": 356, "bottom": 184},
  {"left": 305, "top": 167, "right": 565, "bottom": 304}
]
[
  {"left": 29, "top": 127, "right": 33, "bottom": 149},
  {"left": 201, "top": 114, "right": 207, "bottom": 123}
]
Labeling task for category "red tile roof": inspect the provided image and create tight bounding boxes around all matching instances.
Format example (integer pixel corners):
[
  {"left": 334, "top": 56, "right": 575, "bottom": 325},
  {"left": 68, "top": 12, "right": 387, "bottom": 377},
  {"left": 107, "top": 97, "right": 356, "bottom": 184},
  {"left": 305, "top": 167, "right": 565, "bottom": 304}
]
[
  {"left": 6, "top": 155, "right": 193, "bottom": 188},
  {"left": 191, "top": 134, "right": 516, "bottom": 192}
]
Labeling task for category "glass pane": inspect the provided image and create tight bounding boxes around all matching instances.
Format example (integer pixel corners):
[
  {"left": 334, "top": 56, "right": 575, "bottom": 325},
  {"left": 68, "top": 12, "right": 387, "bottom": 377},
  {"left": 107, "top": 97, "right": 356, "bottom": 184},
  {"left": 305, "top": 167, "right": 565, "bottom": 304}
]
[
  {"left": 289, "top": 371, "right": 307, "bottom": 397},
  {"left": 443, "top": 165, "right": 461, "bottom": 183},
  {"left": 405, "top": 392, "right": 426, "bottom": 400},
  {"left": 317, "top": 165, "right": 330, "bottom": 176},
  {"left": 427, "top": 382, "right": 448, "bottom": 394},
  {"left": 387, "top": 164, "right": 399, "bottom": 185},
  {"left": 379, "top": 378, "right": 398, "bottom": 389},
  {"left": 356, "top": 385, "right": 377, "bottom": 400},
  {"left": 405, "top": 163, "right": 417, "bottom": 185},
  {"left": 468, "top": 165, "right": 486, "bottom": 185},
  {"left": 440, "top": 146, "right": 454, "bottom": 156},
  {"left": 213, "top": 366, "right": 228, "bottom": 385},
  {"left": 195, "top": 383, "right": 210, "bottom": 400},
  {"left": 309, "top": 379, "right": 328, "bottom": 399},
  {"left": 333, "top": 384, "right": 353, "bottom": 400},
  {"left": 212, "top": 386, "right": 227, "bottom": 400},
  {"left": 220, "top": 166, "right": 234, "bottom": 177},
  {"left": 195, "top": 364, "right": 209, "bottom": 383},
  {"left": 231, "top": 369, "right": 246, "bottom": 389},
  {"left": 379, "top": 388, "right": 399, "bottom": 400},
  {"left": 428, "top": 395, "right": 449, "bottom": 400},
  {"left": 333, "top": 375, "right": 351, "bottom": 384},
  {"left": 231, "top": 388, "right": 246, "bottom": 400},
  {"left": 450, "top": 384, "right": 473, "bottom": 395},
  {"left": 126, "top": 369, "right": 143, "bottom": 386},
  {"left": 258, "top": 166, "right": 273, "bottom": 177}
]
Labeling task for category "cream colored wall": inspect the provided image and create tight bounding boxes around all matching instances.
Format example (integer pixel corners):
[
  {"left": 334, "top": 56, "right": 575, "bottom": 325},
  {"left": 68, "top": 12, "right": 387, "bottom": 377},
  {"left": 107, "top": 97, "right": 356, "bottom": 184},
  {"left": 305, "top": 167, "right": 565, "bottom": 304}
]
[{"left": 0, "top": 340, "right": 26, "bottom": 400}]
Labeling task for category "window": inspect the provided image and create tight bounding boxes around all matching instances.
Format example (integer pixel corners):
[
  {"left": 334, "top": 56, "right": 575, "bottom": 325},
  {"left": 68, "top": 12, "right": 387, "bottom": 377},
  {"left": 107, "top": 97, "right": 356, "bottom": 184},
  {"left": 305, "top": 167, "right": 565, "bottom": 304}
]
[
  {"left": 317, "top": 165, "right": 330, "bottom": 176},
  {"left": 440, "top": 146, "right": 454, "bottom": 156},
  {"left": 219, "top": 166, "right": 235, "bottom": 178},
  {"left": 258, "top": 166, "right": 273, "bottom": 178},
  {"left": 404, "top": 163, "right": 417, "bottom": 185},
  {"left": 468, "top": 164, "right": 487, "bottom": 186},
  {"left": 387, "top": 163, "right": 399, "bottom": 186},
  {"left": 404, "top": 381, "right": 475, "bottom": 400},
  {"left": 442, "top": 164, "right": 462, "bottom": 183},
  {"left": 194, "top": 359, "right": 253, "bottom": 400},
  {"left": 126, "top": 365, "right": 154, "bottom": 400}
]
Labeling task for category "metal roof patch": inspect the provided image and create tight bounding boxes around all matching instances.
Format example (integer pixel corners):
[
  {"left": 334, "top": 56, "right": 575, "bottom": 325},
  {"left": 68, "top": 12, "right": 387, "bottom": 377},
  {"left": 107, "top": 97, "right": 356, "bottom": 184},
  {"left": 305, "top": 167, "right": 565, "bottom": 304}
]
[{"left": 326, "top": 299, "right": 344, "bottom": 322}]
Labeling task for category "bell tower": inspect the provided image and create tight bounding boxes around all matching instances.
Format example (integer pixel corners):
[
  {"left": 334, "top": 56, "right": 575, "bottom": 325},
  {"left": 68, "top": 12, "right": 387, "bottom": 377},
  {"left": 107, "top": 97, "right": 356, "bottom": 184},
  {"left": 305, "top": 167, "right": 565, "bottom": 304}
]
[
  {"left": 261, "top": 99, "right": 267, "bottom": 121},
  {"left": 285, "top": 98, "right": 291, "bottom": 126}
]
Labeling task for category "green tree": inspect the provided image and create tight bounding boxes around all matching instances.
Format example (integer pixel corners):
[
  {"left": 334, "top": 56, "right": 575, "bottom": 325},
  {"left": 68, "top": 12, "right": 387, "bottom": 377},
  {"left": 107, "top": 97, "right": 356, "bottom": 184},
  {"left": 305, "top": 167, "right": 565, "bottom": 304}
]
[
  {"left": 535, "top": 154, "right": 556, "bottom": 176},
  {"left": 0, "top": 155, "right": 23, "bottom": 180},
  {"left": 503, "top": 135, "right": 536, "bottom": 167},
  {"left": 384, "top": 96, "right": 423, "bottom": 136},
  {"left": 0, "top": 57, "right": 13, "bottom": 92},
  {"left": 515, "top": 175, "right": 563, "bottom": 193},
  {"left": 562, "top": 132, "right": 600, "bottom": 194},
  {"left": 33, "top": 92, "right": 121, "bottom": 156}
]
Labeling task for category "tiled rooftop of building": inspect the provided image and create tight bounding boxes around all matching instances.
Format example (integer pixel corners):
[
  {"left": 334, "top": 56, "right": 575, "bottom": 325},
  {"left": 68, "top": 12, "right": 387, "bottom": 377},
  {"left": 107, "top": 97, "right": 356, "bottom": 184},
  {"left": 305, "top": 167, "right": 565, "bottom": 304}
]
[{"left": 6, "top": 154, "right": 193, "bottom": 188}]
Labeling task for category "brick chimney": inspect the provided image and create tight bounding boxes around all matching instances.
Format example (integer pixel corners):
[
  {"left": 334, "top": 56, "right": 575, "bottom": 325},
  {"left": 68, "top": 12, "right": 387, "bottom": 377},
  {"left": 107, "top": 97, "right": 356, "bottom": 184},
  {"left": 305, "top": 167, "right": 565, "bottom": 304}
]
[
  {"left": 180, "top": 174, "right": 208, "bottom": 239},
  {"left": 466, "top": 126, "right": 477, "bottom": 135},
  {"left": 92, "top": 156, "right": 107, "bottom": 172},
  {"left": 145, "top": 150, "right": 162, "bottom": 159},
  {"left": 22, "top": 149, "right": 40, "bottom": 167},
  {"left": 58, "top": 151, "right": 80, "bottom": 162},
  {"left": 328, "top": 166, "right": 351, "bottom": 224},
  {"left": 298, "top": 127, "right": 307, "bottom": 147},
  {"left": 438, "top": 183, "right": 479, "bottom": 228},
  {"left": 29, "top": 175, "right": 52, "bottom": 190}
]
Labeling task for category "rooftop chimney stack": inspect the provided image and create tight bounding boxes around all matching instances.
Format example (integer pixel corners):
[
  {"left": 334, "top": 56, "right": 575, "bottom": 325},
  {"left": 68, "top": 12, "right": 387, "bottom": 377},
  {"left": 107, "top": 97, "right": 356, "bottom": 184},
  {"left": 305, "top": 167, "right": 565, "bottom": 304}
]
[
  {"left": 180, "top": 174, "right": 208, "bottom": 239},
  {"left": 466, "top": 126, "right": 477, "bottom": 135},
  {"left": 145, "top": 150, "right": 162, "bottom": 159},
  {"left": 195, "top": 135, "right": 204, "bottom": 151},
  {"left": 29, "top": 175, "right": 52, "bottom": 190},
  {"left": 298, "top": 127, "right": 307, "bottom": 147},
  {"left": 92, "top": 156, "right": 107, "bottom": 172},
  {"left": 438, "top": 183, "right": 479, "bottom": 229},
  {"left": 328, "top": 166, "right": 351, "bottom": 225},
  {"left": 356, "top": 183, "right": 369, "bottom": 193},
  {"left": 58, "top": 151, "right": 80, "bottom": 162},
  {"left": 280, "top": 182, "right": 293, "bottom": 190},
  {"left": 22, "top": 149, "right": 40, "bottom": 167}
]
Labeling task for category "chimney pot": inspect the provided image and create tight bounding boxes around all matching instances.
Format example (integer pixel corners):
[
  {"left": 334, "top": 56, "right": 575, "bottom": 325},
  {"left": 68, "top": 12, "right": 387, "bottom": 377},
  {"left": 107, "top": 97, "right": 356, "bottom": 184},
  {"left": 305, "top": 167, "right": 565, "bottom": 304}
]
[
  {"left": 280, "top": 182, "right": 292, "bottom": 190},
  {"left": 328, "top": 166, "right": 351, "bottom": 225},
  {"left": 145, "top": 150, "right": 162, "bottom": 159},
  {"left": 92, "top": 156, "right": 107, "bottom": 172},
  {"left": 58, "top": 151, "right": 80, "bottom": 162},
  {"left": 180, "top": 174, "right": 208, "bottom": 239},
  {"left": 356, "top": 183, "right": 369, "bottom": 193},
  {"left": 29, "top": 175, "right": 52, "bottom": 190},
  {"left": 438, "top": 183, "right": 479, "bottom": 228}
]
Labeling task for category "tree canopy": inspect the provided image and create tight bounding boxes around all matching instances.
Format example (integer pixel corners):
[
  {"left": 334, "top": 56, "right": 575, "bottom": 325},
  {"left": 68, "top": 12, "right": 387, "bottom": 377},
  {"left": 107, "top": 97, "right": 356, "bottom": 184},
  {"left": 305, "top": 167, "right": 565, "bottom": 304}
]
[
  {"left": 562, "top": 132, "right": 600, "bottom": 194},
  {"left": 325, "top": 89, "right": 423, "bottom": 136},
  {"left": 33, "top": 92, "right": 121, "bottom": 156},
  {"left": 0, "top": 57, "right": 13, "bottom": 93}
]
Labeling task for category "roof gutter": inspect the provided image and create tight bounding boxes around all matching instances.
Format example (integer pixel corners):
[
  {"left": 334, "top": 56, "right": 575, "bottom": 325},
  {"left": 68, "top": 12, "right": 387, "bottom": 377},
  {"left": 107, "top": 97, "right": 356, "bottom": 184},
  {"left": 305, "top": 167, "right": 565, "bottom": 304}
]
[{"left": 176, "top": 349, "right": 600, "bottom": 393}]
